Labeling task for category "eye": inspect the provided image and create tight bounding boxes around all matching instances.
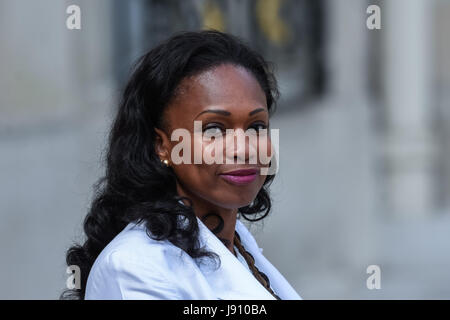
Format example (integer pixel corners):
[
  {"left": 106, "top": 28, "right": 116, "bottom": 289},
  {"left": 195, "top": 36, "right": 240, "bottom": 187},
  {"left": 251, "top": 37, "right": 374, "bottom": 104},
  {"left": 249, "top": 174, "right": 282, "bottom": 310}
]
[
  {"left": 247, "top": 122, "right": 268, "bottom": 134},
  {"left": 203, "top": 123, "right": 224, "bottom": 138}
]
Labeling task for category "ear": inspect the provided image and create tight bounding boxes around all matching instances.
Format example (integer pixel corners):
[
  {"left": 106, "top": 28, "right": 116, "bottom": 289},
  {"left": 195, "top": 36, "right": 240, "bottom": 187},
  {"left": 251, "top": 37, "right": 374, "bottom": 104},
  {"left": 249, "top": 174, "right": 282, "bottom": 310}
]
[{"left": 154, "top": 127, "right": 171, "bottom": 160}]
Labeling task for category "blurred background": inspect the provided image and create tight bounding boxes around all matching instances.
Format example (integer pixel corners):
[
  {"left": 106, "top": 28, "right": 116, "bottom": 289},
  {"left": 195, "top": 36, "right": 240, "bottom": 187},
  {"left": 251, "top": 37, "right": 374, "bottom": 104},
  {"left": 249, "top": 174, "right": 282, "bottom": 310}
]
[{"left": 1, "top": 0, "right": 449, "bottom": 299}]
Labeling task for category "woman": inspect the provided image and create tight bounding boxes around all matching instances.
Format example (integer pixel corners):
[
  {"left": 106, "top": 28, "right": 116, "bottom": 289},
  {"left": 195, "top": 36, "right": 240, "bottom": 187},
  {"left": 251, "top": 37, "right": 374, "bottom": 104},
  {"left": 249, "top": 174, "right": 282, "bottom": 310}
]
[{"left": 62, "top": 30, "right": 302, "bottom": 300}]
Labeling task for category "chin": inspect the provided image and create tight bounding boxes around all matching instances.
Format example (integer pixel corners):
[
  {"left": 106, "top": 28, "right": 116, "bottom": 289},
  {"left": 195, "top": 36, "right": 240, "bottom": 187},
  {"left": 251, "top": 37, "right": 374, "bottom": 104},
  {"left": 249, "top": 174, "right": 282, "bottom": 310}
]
[{"left": 213, "top": 192, "right": 259, "bottom": 210}]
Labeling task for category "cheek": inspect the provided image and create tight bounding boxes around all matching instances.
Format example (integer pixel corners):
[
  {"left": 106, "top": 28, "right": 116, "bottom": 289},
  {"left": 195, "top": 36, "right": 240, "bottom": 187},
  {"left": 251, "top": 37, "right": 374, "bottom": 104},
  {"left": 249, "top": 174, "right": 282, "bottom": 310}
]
[{"left": 172, "top": 163, "right": 219, "bottom": 197}]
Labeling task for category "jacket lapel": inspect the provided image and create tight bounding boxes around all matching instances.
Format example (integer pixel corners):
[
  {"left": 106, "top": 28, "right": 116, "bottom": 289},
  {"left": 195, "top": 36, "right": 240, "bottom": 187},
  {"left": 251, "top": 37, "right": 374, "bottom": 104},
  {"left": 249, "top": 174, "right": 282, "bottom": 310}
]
[
  {"left": 195, "top": 216, "right": 276, "bottom": 300},
  {"left": 234, "top": 220, "right": 302, "bottom": 300}
]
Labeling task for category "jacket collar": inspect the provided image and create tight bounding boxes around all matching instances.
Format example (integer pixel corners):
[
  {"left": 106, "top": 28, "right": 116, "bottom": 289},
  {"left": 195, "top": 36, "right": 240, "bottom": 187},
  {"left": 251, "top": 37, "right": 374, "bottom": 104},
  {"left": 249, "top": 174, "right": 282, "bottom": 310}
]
[{"left": 195, "top": 216, "right": 276, "bottom": 300}]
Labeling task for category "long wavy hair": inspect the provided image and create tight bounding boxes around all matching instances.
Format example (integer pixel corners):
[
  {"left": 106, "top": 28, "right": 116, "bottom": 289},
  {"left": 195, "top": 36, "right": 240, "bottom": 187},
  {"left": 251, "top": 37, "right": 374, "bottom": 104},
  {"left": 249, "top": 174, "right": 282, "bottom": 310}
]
[{"left": 61, "top": 30, "right": 279, "bottom": 299}]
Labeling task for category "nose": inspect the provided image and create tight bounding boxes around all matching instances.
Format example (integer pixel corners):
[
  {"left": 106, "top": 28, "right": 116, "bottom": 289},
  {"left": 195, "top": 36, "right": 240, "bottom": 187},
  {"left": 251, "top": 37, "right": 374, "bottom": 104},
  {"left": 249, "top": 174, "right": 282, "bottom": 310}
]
[{"left": 224, "top": 128, "right": 258, "bottom": 164}]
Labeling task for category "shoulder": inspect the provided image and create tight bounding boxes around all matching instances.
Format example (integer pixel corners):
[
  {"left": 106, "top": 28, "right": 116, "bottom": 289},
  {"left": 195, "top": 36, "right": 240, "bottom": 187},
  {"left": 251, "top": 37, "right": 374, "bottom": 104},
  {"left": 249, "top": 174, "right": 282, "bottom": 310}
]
[
  {"left": 95, "top": 221, "right": 188, "bottom": 271},
  {"left": 103, "top": 222, "right": 186, "bottom": 264},
  {"left": 85, "top": 221, "right": 206, "bottom": 299}
]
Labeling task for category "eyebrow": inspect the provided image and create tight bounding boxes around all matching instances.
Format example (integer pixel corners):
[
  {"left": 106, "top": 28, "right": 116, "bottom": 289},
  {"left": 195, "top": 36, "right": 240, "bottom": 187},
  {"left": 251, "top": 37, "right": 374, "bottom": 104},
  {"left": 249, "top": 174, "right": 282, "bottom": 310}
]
[
  {"left": 249, "top": 108, "right": 266, "bottom": 116},
  {"left": 195, "top": 108, "right": 267, "bottom": 118}
]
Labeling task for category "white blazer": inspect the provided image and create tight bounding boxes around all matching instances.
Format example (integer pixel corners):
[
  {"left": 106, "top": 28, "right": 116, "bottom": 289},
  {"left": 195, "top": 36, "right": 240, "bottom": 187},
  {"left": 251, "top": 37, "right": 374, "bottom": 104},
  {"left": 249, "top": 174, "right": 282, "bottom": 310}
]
[{"left": 85, "top": 216, "right": 302, "bottom": 300}]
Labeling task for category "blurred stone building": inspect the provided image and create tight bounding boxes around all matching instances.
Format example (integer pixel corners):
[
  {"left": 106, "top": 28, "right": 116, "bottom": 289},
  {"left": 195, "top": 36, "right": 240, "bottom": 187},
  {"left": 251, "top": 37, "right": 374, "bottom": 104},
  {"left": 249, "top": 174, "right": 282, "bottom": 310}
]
[{"left": 1, "top": 0, "right": 449, "bottom": 299}]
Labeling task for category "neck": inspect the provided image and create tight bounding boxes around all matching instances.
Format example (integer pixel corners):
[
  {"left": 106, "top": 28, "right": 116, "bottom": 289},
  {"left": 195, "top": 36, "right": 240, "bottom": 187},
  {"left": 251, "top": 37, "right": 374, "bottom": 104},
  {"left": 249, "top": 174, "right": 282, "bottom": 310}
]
[{"left": 177, "top": 185, "right": 237, "bottom": 256}]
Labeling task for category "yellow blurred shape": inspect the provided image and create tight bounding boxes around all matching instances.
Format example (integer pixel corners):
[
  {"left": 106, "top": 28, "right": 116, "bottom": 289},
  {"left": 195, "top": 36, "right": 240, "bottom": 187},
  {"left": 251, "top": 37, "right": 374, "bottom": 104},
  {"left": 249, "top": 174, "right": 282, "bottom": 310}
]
[
  {"left": 202, "top": 0, "right": 225, "bottom": 32},
  {"left": 255, "top": 0, "right": 291, "bottom": 46}
]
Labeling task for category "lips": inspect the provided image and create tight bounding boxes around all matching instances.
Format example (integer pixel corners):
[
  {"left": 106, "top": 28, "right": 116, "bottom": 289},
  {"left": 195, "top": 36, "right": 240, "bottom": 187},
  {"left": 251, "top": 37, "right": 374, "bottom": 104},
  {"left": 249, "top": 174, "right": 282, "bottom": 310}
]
[{"left": 219, "top": 168, "right": 259, "bottom": 185}]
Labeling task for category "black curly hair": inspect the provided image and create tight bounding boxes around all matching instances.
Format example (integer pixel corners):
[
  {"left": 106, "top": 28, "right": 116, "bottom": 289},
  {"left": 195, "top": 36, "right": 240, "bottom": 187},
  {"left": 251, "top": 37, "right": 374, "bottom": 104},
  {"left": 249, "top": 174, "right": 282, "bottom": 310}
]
[{"left": 61, "top": 30, "right": 279, "bottom": 299}]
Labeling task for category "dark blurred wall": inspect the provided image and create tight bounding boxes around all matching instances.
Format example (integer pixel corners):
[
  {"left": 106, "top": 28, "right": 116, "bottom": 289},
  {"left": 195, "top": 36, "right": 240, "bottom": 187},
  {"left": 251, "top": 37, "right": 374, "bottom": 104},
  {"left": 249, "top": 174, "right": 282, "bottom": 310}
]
[{"left": 112, "top": 0, "right": 325, "bottom": 111}]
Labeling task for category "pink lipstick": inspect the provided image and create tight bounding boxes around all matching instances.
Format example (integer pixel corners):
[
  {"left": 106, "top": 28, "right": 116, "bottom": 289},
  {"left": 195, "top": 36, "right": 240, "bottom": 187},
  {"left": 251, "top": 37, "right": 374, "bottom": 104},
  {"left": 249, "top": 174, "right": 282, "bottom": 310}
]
[{"left": 219, "top": 168, "right": 259, "bottom": 185}]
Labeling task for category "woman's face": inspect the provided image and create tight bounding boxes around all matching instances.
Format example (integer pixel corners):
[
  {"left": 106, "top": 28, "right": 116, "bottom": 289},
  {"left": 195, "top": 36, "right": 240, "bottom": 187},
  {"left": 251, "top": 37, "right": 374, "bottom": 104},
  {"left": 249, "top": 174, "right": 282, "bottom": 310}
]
[{"left": 155, "top": 64, "right": 272, "bottom": 210}]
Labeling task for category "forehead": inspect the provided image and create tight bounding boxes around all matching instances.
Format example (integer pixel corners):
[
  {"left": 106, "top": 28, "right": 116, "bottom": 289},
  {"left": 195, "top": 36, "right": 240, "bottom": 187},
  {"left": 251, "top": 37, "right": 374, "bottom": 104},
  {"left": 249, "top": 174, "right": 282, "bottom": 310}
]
[{"left": 164, "top": 64, "right": 267, "bottom": 126}]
